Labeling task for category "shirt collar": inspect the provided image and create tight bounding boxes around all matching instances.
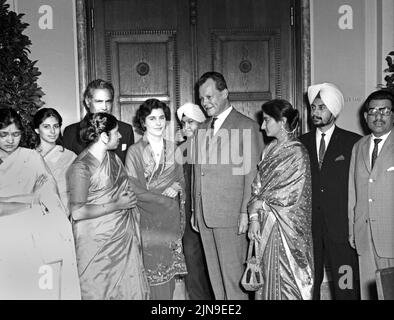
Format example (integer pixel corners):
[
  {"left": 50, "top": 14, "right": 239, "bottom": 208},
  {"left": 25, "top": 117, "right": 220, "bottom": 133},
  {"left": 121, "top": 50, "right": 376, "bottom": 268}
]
[{"left": 371, "top": 130, "right": 392, "bottom": 145}]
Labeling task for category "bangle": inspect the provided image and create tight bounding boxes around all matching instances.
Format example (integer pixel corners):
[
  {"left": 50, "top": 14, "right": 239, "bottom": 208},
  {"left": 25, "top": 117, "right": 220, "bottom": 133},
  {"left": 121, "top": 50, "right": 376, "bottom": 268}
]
[{"left": 249, "top": 213, "right": 259, "bottom": 221}]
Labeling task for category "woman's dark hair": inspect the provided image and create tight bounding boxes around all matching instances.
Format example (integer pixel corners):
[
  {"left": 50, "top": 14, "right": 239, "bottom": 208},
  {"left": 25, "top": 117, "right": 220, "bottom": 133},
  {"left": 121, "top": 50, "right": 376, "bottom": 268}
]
[
  {"left": 32, "top": 108, "right": 64, "bottom": 148},
  {"left": 80, "top": 112, "right": 118, "bottom": 144},
  {"left": 0, "top": 106, "right": 28, "bottom": 147},
  {"left": 134, "top": 98, "right": 171, "bottom": 133},
  {"left": 261, "top": 99, "right": 299, "bottom": 131}
]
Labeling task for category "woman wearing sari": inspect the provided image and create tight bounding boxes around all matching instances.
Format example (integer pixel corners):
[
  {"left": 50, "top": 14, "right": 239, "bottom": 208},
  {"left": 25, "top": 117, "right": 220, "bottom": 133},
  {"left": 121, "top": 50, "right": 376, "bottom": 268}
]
[
  {"left": 33, "top": 108, "right": 76, "bottom": 213},
  {"left": 247, "top": 99, "right": 314, "bottom": 300},
  {"left": 68, "top": 112, "right": 149, "bottom": 300},
  {"left": 0, "top": 107, "right": 80, "bottom": 299},
  {"left": 125, "top": 99, "right": 187, "bottom": 300}
]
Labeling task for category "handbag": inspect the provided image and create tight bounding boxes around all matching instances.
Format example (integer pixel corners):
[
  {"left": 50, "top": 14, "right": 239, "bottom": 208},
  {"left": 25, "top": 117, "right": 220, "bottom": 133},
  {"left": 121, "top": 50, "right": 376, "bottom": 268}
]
[{"left": 241, "top": 239, "right": 264, "bottom": 291}]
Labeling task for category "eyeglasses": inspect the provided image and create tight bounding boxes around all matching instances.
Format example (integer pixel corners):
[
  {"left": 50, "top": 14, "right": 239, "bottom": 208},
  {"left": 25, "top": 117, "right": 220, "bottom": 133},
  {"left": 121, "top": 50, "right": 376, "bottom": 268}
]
[
  {"left": 0, "top": 131, "right": 22, "bottom": 138},
  {"left": 367, "top": 107, "right": 392, "bottom": 117}
]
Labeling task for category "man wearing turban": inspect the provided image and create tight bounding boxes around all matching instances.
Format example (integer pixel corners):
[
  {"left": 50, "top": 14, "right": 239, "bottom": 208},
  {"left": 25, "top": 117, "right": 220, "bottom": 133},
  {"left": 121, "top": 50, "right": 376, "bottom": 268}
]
[
  {"left": 299, "top": 83, "right": 361, "bottom": 299},
  {"left": 176, "top": 103, "right": 213, "bottom": 300}
]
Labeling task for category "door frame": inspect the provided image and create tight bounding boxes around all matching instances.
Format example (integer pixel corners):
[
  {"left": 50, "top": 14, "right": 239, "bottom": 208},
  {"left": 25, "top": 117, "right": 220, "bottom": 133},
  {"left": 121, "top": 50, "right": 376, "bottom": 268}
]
[{"left": 76, "top": 0, "right": 311, "bottom": 134}]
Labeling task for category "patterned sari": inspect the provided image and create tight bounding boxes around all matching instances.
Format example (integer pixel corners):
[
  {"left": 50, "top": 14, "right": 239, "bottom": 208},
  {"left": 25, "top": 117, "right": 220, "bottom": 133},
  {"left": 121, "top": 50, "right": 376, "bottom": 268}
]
[
  {"left": 248, "top": 139, "right": 314, "bottom": 300},
  {"left": 0, "top": 147, "right": 80, "bottom": 299},
  {"left": 69, "top": 150, "right": 150, "bottom": 300},
  {"left": 125, "top": 135, "right": 187, "bottom": 287}
]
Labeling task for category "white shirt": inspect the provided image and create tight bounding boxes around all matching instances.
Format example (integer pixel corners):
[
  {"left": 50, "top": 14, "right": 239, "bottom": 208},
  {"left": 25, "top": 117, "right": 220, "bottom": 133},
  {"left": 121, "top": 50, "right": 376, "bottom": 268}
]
[
  {"left": 368, "top": 130, "right": 392, "bottom": 165},
  {"left": 315, "top": 124, "right": 336, "bottom": 162},
  {"left": 213, "top": 106, "right": 233, "bottom": 135}
]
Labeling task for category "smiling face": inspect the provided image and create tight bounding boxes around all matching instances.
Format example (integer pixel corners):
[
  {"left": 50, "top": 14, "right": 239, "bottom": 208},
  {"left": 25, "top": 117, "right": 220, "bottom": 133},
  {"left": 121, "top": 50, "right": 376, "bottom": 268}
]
[
  {"left": 0, "top": 123, "right": 22, "bottom": 155},
  {"left": 86, "top": 88, "right": 113, "bottom": 113},
  {"left": 181, "top": 115, "right": 200, "bottom": 137},
  {"left": 36, "top": 116, "right": 60, "bottom": 145},
  {"left": 144, "top": 108, "right": 166, "bottom": 138},
  {"left": 261, "top": 112, "right": 283, "bottom": 138},
  {"left": 364, "top": 99, "right": 394, "bottom": 137},
  {"left": 198, "top": 78, "right": 229, "bottom": 117}
]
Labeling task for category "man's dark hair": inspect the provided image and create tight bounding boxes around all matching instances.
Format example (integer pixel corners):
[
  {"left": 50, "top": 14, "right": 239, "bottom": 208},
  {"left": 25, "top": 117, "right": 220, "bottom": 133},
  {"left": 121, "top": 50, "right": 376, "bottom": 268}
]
[
  {"left": 363, "top": 89, "right": 394, "bottom": 112},
  {"left": 83, "top": 79, "right": 115, "bottom": 112},
  {"left": 197, "top": 72, "right": 228, "bottom": 91}
]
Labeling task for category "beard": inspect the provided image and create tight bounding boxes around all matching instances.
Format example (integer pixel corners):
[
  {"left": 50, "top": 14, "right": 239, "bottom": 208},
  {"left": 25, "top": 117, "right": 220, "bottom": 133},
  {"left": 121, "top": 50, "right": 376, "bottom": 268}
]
[{"left": 312, "top": 115, "right": 334, "bottom": 128}]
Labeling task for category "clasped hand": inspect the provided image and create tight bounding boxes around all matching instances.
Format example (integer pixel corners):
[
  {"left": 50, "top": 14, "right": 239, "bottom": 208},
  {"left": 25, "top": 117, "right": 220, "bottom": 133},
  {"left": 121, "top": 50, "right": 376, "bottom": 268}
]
[
  {"left": 116, "top": 190, "right": 137, "bottom": 210},
  {"left": 162, "top": 182, "right": 182, "bottom": 198}
]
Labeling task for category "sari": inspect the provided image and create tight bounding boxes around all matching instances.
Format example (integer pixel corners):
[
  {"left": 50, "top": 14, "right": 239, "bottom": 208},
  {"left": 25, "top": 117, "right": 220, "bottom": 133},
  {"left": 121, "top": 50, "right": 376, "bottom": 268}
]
[
  {"left": 0, "top": 147, "right": 81, "bottom": 299},
  {"left": 41, "top": 145, "right": 76, "bottom": 213},
  {"left": 68, "top": 150, "right": 149, "bottom": 300},
  {"left": 248, "top": 139, "right": 314, "bottom": 300},
  {"left": 125, "top": 135, "right": 187, "bottom": 288}
]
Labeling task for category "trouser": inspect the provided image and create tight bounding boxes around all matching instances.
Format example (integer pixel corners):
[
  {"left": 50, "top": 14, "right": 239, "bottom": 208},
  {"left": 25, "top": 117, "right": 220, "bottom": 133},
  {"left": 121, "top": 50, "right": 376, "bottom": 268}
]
[
  {"left": 313, "top": 223, "right": 360, "bottom": 300},
  {"left": 182, "top": 211, "right": 214, "bottom": 300},
  {"left": 197, "top": 206, "right": 248, "bottom": 300},
  {"left": 359, "top": 221, "right": 394, "bottom": 300}
]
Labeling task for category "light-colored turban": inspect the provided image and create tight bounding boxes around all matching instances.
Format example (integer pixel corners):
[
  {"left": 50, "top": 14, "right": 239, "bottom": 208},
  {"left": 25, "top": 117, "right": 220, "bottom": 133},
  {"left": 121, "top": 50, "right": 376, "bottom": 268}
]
[
  {"left": 307, "top": 83, "right": 344, "bottom": 117},
  {"left": 176, "top": 102, "right": 206, "bottom": 123}
]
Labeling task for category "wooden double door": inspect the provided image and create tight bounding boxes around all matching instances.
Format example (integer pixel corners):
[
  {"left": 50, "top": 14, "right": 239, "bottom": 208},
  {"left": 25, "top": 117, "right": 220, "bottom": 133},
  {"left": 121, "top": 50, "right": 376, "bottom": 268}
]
[{"left": 87, "top": 0, "right": 301, "bottom": 138}]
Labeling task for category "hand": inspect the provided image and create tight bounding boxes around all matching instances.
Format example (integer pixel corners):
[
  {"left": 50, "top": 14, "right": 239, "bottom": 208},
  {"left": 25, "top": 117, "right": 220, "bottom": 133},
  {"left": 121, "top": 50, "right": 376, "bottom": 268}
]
[
  {"left": 162, "top": 186, "right": 178, "bottom": 198},
  {"left": 175, "top": 129, "right": 186, "bottom": 143},
  {"left": 349, "top": 233, "right": 355, "bottom": 249},
  {"left": 238, "top": 213, "right": 248, "bottom": 234},
  {"left": 116, "top": 190, "right": 137, "bottom": 210},
  {"left": 33, "top": 174, "right": 48, "bottom": 193},
  {"left": 248, "top": 220, "right": 261, "bottom": 241}
]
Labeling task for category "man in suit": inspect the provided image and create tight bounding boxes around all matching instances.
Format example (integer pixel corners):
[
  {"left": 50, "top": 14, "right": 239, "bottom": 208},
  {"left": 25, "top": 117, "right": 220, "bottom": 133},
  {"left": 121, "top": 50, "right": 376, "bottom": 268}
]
[
  {"left": 63, "top": 79, "right": 134, "bottom": 164},
  {"left": 193, "top": 72, "right": 263, "bottom": 299},
  {"left": 348, "top": 89, "right": 394, "bottom": 299},
  {"left": 299, "top": 83, "right": 361, "bottom": 300}
]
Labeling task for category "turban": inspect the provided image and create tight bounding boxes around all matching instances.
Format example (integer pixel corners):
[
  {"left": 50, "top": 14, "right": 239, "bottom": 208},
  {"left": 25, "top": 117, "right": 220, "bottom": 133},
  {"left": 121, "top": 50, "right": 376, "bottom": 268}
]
[
  {"left": 176, "top": 102, "right": 206, "bottom": 123},
  {"left": 307, "top": 83, "right": 344, "bottom": 117}
]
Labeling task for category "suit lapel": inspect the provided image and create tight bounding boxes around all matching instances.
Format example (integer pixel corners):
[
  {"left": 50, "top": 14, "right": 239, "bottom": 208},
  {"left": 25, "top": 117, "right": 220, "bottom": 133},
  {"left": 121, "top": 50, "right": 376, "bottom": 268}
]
[
  {"left": 322, "top": 126, "right": 340, "bottom": 164},
  {"left": 373, "top": 128, "right": 394, "bottom": 170},
  {"left": 361, "top": 136, "right": 371, "bottom": 173}
]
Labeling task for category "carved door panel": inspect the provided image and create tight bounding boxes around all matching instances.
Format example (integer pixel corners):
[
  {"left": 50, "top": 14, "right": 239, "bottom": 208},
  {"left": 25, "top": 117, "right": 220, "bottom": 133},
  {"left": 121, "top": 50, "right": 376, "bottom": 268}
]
[
  {"left": 196, "top": 0, "right": 293, "bottom": 121},
  {"left": 88, "top": 0, "right": 296, "bottom": 139}
]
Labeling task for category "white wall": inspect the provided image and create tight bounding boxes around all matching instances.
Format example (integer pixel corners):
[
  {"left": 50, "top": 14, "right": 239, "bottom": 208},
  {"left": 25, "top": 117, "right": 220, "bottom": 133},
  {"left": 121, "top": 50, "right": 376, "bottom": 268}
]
[{"left": 311, "top": 0, "right": 394, "bottom": 135}]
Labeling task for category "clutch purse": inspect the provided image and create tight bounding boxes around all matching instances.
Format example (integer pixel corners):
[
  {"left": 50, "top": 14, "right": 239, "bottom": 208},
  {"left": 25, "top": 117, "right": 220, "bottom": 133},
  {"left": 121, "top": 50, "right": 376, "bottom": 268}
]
[{"left": 241, "top": 239, "right": 264, "bottom": 291}]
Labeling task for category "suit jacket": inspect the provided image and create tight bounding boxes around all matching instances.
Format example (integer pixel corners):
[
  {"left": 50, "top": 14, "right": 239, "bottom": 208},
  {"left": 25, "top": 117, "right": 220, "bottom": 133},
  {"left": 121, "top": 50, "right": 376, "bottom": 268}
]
[
  {"left": 193, "top": 108, "right": 263, "bottom": 228},
  {"left": 299, "top": 126, "right": 361, "bottom": 243},
  {"left": 348, "top": 128, "right": 394, "bottom": 258},
  {"left": 63, "top": 119, "right": 134, "bottom": 164}
]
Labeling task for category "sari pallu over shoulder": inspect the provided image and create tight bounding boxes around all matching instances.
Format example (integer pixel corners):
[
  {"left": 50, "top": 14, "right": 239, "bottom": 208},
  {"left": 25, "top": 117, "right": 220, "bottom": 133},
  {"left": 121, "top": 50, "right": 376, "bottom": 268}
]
[
  {"left": 71, "top": 151, "right": 149, "bottom": 300},
  {"left": 125, "top": 137, "right": 187, "bottom": 286},
  {"left": 248, "top": 139, "right": 314, "bottom": 300},
  {"left": 0, "top": 147, "right": 80, "bottom": 300}
]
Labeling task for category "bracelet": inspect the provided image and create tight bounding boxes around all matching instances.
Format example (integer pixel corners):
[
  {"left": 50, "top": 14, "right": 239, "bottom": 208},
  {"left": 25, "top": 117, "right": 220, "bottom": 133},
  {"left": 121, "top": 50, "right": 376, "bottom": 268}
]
[{"left": 249, "top": 213, "right": 259, "bottom": 221}]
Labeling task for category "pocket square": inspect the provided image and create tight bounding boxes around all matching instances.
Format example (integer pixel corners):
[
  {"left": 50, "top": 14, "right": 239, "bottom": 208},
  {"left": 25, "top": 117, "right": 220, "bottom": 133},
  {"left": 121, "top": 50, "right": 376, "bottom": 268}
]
[
  {"left": 335, "top": 155, "right": 345, "bottom": 161},
  {"left": 387, "top": 167, "right": 394, "bottom": 172}
]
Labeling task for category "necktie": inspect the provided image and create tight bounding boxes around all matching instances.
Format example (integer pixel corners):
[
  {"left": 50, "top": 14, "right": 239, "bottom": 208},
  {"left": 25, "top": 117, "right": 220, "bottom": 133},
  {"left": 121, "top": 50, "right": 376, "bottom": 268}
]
[
  {"left": 318, "top": 133, "right": 326, "bottom": 169},
  {"left": 371, "top": 138, "right": 382, "bottom": 169},
  {"left": 210, "top": 117, "right": 218, "bottom": 137},
  {"left": 210, "top": 117, "right": 218, "bottom": 129}
]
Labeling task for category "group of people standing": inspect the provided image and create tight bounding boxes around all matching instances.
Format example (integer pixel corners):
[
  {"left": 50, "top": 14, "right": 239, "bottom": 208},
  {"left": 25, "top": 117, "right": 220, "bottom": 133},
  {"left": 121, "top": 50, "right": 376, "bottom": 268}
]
[{"left": 0, "top": 72, "right": 393, "bottom": 300}]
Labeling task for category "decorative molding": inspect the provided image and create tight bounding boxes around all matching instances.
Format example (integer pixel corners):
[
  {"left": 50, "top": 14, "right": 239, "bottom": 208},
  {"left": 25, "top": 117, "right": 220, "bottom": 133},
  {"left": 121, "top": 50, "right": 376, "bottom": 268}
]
[
  {"left": 300, "top": 0, "right": 311, "bottom": 134},
  {"left": 104, "top": 29, "right": 180, "bottom": 118},
  {"left": 211, "top": 28, "right": 282, "bottom": 99},
  {"left": 76, "top": 0, "right": 88, "bottom": 118}
]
